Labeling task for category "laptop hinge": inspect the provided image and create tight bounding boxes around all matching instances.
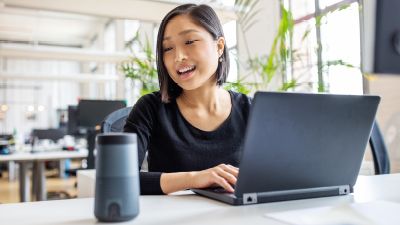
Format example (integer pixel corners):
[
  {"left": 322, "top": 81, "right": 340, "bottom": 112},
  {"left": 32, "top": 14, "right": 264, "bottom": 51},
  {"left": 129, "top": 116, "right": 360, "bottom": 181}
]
[
  {"left": 243, "top": 193, "right": 257, "bottom": 204},
  {"left": 339, "top": 185, "right": 350, "bottom": 195},
  {"left": 242, "top": 185, "right": 350, "bottom": 204},
  {"left": 257, "top": 185, "right": 350, "bottom": 198}
]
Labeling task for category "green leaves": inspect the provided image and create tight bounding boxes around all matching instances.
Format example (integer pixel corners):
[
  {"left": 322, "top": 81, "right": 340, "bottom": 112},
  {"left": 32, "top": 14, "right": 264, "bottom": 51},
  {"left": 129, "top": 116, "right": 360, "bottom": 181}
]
[
  {"left": 224, "top": 81, "right": 251, "bottom": 95},
  {"left": 235, "top": 0, "right": 261, "bottom": 32},
  {"left": 279, "top": 79, "right": 298, "bottom": 91},
  {"left": 254, "top": 4, "right": 294, "bottom": 89},
  {"left": 120, "top": 32, "right": 159, "bottom": 96},
  {"left": 238, "top": 2, "right": 355, "bottom": 93}
]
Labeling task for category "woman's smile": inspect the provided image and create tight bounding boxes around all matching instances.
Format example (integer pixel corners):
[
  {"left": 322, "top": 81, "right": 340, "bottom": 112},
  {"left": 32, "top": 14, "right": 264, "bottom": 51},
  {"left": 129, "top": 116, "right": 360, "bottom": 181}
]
[{"left": 176, "top": 65, "right": 196, "bottom": 81}]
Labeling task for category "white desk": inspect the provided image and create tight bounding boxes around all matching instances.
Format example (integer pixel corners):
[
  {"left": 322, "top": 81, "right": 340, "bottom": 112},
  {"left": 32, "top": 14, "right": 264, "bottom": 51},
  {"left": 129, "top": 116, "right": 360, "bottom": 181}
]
[
  {"left": 77, "top": 169, "right": 95, "bottom": 198},
  {"left": 0, "top": 174, "right": 399, "bottom": 225},
  {"left": 0, "top": 149, "right": 88, "bottom": 202}
]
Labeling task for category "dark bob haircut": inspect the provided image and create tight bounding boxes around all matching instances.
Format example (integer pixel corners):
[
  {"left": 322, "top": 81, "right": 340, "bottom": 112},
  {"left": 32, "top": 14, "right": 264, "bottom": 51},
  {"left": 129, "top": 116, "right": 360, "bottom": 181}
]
[{"left": 156, "top": 4, "right": 230, "bottom": 103}]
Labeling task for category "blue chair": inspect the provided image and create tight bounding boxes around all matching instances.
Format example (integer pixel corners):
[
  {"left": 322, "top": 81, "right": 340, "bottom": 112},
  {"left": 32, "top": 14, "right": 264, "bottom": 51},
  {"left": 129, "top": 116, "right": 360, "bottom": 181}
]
[
  {"left": 369, "top": 122, "right": 391, "bottom": 174},
  {"left": 101, "top": 107, "right": 148, "bottom": 171},
  {"left": 101, "top": 107, "right": 132, "bottom": 133}
]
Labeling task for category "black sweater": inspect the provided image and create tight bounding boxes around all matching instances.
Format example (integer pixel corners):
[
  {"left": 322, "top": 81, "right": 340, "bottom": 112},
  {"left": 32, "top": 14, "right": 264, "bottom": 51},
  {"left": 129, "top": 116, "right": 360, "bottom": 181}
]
[{"left": 123, "top": 91, "right": 252, "bottom": 194}]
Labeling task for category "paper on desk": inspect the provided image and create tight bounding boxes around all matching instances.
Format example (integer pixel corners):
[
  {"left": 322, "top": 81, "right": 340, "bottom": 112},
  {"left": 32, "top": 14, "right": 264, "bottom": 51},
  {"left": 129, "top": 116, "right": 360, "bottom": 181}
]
[{"left": 265, "top": 201, "right": 400, "bottom": 225}]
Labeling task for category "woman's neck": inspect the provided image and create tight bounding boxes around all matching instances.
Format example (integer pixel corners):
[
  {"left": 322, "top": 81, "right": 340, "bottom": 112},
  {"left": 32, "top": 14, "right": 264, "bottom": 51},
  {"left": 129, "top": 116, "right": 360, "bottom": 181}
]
[{"left": 179, "top": 86, "right": 226, "bottom": 113}]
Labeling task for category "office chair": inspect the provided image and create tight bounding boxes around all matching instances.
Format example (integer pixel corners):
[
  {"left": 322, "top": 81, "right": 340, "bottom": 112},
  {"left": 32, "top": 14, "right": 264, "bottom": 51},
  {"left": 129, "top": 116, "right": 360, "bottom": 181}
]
[
  {"left": 101, "top": 107, "right": 132, "bottom": 133},
  {"left": 369, "top": 122, "right": 391, "bottom": 174},
  {"left": 101, "top": 107, "right": 148, "bottom": 171},
  {"left": 76, "top": 106, "right": 133, "bottom": 169}
]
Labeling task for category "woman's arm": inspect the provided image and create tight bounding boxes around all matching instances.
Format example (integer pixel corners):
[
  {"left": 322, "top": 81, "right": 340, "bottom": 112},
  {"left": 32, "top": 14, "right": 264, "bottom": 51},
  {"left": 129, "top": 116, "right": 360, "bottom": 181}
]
[
  {"left": 160, "top": 164, "right": 239, "bottom": 194},
  {"left": 124, "top": 94, "right": 163, "bottom": 194}
]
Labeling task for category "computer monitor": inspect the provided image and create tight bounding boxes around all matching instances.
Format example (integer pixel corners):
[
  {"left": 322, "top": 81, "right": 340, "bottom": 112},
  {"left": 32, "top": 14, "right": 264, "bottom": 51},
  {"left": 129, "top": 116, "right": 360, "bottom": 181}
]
[
  {"left": 67, "top": 105, "right": 80, "bottom": 136},
  {"left": 31, "top": 129, "right": 66, "bottom": 142},
  {"left": 77, "top": 99, "right": 126, "bottom": 129},
  {"left": 361, "top": 0, "right": 400, "bottom": 74}
]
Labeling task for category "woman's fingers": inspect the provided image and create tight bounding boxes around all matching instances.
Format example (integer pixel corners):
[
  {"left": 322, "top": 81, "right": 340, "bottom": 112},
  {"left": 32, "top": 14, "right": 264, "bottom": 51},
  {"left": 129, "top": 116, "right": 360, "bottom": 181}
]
[
  {"left": 215, "top": 167, "right": 237, "bottom": 185},
  {"left": 209, "top": 164, "right": 240, "bottom": 192},
  {"left": 213, "top": 174, "right": 235, "bottom": 193},
  {"left": 190, "top": 164, "right": 240, "bottom": 192},
  {"left": 227, "top": 164, "right": 239, "bottom": 172},
  {"left": 219, "top": 164, "right": 239, "bottom": 177}
]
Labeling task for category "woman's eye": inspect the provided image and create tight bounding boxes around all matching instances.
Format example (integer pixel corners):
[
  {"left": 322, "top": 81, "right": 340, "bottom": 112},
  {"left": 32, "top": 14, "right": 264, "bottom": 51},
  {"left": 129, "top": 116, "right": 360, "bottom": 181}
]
[
  {"left": 163, "top": 47, "right": 173, "bottom": 52},
  {"left": 185, "top": 40, "right": 196, "bottom": 45}
]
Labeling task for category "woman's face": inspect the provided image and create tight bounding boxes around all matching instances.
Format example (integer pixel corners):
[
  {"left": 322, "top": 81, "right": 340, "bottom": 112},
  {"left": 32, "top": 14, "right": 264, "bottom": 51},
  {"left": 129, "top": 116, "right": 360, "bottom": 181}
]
[{"left": 162, "top": 14, "right": 225, "bottom": 91}]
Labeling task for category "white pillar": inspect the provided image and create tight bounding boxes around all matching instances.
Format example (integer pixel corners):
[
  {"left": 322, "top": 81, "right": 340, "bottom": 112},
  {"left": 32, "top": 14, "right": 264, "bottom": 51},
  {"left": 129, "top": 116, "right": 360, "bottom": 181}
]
[
  {"left": 137, "top": 22, "right": 155, "bottom": 48},
  {"left": 115, "top": 19, "right": 126, "bottom": 100},
  {"left": 237, "top": 0, "right": 281, "bottom": 90},
  {"left": 96, "top": 22, "right": 106, "bottom": 99}
]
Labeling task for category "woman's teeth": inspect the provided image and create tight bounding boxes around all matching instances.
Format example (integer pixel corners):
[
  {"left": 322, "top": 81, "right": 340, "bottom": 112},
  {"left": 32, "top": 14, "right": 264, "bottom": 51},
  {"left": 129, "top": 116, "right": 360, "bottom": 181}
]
[{"left": 177, "top": 66, "right": 196, "bottom": 75}]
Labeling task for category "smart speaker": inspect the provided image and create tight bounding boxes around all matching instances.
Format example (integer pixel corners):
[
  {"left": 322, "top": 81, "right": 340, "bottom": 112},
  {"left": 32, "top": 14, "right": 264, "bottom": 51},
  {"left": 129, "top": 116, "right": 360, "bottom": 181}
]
[{"left": 94, "top": 133, "right": 140, "bottom": 222}]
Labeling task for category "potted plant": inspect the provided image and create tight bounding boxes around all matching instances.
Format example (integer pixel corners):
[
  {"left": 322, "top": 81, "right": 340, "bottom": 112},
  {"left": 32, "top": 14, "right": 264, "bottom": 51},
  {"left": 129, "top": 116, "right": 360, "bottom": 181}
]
[
  {"left": 235, "top": 1, "right": 356, "bottom": 93},
  {"left": 120, "top": 32, "right": 159, "bottom": 96}
]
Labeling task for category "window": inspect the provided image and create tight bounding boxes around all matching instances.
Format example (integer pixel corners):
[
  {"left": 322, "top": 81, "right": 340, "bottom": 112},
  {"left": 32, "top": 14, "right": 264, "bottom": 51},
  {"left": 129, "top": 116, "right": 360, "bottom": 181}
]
[
  {"left": 284, "top": 0, "right": 362, "bottom": 94},
  {"left": 286, "top": 0, "right": 376, "bottom": 175}
]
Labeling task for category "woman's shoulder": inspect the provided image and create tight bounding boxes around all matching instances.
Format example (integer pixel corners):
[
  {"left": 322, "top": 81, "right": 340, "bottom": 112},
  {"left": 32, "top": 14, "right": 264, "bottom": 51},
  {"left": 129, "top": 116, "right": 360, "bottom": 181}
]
[
  {"left": 134, "top": 91, "right": 163, "bottom": 108},
  {"left": 126, "top": 91, "right": 164, "bottom": 124},
  {"left": 228, "top": 90, "right": 252, "bottom": 106},
  {"left": 130, "top": 91, "right": 164, "bottom": 115}
]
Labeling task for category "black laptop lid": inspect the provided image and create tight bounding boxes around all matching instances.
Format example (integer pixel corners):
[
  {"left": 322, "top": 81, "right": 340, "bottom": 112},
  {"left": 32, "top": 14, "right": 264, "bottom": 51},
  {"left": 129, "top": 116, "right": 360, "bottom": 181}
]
[{"left": 235, "top": 92, "right": 380, "bottom": 196}]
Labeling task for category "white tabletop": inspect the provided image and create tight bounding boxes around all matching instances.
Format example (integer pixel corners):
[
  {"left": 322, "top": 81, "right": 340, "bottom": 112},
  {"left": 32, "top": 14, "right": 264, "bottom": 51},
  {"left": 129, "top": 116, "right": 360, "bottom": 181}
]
[
  {"left": 0, "top": 174, "right": 399, "bottom": 225},
  {"left": 0, "top": 149, "right": 88, "bottom": 162}
]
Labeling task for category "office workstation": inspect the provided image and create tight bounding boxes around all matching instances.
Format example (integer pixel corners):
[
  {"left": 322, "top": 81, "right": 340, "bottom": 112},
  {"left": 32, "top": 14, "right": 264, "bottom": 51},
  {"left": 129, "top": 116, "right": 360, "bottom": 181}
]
[
  {"left": 0, "top": 99, "right": 126, "bottom": 202},
  {"left": 1, "top": 0, "right": 400, "bottom": 224},
  {"left": 1, "top": 174, "right": 400, "bottom": 225}
]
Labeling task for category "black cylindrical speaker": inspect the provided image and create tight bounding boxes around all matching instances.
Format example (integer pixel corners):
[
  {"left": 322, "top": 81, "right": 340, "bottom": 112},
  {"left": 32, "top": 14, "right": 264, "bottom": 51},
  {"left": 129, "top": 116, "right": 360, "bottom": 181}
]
[{"left": 94, "top": 133, "right": 140, "bottom": 222}]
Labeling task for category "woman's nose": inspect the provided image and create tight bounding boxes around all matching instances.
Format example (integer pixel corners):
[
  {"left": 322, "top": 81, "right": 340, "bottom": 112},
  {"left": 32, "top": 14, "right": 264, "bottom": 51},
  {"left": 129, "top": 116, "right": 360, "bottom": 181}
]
[{"left": 174, "top": 47, "right": 187, "bottom": 62}]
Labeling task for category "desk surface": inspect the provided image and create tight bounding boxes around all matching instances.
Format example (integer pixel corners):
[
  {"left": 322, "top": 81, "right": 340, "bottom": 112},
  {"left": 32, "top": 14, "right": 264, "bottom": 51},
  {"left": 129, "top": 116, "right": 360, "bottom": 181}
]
[
  {"left": 0, "top": 174, "right": 399, "bottom": 225},
  {"left": 0, "top": 149, "right": 88, "bottom": 162}
]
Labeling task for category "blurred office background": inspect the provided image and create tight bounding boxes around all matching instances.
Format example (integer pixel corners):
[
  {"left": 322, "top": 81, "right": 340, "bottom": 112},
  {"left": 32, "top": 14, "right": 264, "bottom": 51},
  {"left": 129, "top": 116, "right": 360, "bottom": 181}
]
[{"left": 0, "top": 0, "right": 399, "bottom": 203}]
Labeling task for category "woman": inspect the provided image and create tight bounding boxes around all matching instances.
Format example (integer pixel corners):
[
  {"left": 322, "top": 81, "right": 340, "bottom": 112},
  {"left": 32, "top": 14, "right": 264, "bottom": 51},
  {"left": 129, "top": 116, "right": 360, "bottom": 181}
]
[{"left": 124, "top": 4, "right": 251, "bottom": 195}]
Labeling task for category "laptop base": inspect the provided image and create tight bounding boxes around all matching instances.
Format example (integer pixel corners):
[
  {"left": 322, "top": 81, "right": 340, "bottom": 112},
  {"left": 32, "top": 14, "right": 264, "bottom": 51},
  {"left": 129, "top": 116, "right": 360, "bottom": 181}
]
[{"left": 193, "top": 185, "right": 350, "bottom": 206}]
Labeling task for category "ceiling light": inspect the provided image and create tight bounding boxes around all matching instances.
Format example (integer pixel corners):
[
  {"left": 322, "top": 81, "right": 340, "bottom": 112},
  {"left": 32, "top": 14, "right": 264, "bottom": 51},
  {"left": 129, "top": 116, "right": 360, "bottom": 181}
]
[
  {"left": 0, "top": 104, "right": 8, "bottom": 112},
  {"left": 37, "top": 105, "right": 45, "bottom": 112},
  {"left": 27, "top": 105, "right": 35, "bottom": 112}
]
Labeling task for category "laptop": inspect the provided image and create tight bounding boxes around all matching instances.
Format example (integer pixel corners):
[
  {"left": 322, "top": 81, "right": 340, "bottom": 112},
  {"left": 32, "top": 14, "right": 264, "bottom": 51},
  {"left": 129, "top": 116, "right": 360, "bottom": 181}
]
[{"left": 192, "top": 91, "right": 380, "bottom": 205}]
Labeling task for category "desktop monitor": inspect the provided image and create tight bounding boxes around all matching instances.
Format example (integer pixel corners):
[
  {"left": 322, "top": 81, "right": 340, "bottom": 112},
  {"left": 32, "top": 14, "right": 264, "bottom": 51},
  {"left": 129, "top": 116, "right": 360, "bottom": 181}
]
[
  {"left": 361, "top": 0, "right": 400, "bottom": 74},
  {"left": 77, "top": 99, "right": 126, "bottom": 129},
  {"left": 67, "top": 105, "right": 80, "bottom": 136},
  {"left": 31, "top": 129, "right": 66, "bottom": 142}
]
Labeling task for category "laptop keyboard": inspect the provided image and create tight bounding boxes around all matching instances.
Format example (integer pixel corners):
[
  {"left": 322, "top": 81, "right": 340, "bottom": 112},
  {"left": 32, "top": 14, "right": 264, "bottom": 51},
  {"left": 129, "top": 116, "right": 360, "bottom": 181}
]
[
  {"left": 210, "top": 187, "right": 229, "bottom": 193},
  {"left": 207, "top": 185, "right": 235, "bottom": 194}
]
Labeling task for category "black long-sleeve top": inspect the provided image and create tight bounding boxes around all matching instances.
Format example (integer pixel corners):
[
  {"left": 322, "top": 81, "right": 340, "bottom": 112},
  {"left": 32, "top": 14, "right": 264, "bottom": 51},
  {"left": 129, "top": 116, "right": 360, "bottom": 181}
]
[{"left": 123, "top": 91, "right": 251, "bottom": 194}]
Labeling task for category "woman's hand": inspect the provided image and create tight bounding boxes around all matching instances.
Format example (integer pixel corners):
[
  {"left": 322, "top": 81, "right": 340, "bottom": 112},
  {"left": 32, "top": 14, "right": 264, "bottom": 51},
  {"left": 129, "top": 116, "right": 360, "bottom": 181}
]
[
  {"left": 188, "top": 164, "right": 239, "bottom": 193},
  {"left": 160, "top": 164, "right": 239, "bottom": 194}
]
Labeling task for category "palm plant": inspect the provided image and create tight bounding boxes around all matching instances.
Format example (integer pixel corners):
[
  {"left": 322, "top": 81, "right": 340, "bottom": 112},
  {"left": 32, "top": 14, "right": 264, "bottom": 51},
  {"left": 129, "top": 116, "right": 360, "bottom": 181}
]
[
  {"left": 234, "top": 1, "right": 355, "bottom": 93},
  {"left": 120, "top": 32, "right": 159, "bottom": 96}
]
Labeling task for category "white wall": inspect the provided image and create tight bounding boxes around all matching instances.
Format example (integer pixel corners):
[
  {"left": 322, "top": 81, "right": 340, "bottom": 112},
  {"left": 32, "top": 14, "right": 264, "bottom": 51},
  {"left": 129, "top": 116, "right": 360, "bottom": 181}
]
[{"left": 237, "top": 0, "right": 281, "bottom": 91}]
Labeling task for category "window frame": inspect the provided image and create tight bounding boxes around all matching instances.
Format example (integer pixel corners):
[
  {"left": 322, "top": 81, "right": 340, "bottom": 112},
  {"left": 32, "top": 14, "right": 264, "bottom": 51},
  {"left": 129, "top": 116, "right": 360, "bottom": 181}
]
[{"left": 284, "top": 0, "right": 360, "bottom": 92}]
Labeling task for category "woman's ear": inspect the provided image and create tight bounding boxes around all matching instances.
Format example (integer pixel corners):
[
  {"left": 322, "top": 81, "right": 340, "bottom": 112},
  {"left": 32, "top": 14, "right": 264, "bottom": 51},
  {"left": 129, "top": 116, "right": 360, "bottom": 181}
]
[{"left": 216, "top": 37, "right": 225, "bottom": 57}]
